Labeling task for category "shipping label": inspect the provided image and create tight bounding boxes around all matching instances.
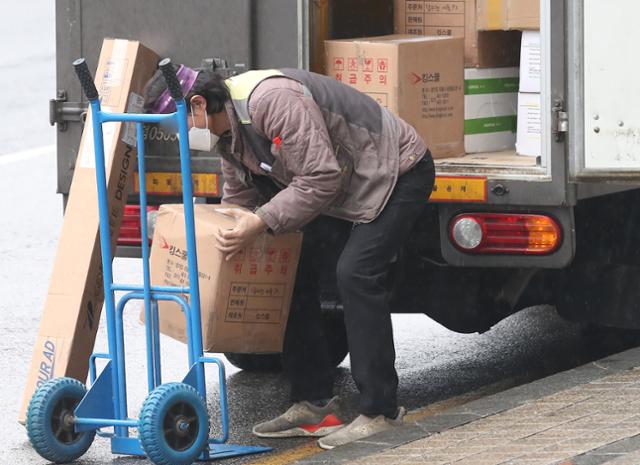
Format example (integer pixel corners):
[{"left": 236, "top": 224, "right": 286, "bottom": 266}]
[
  {"left": 226, "top": 283, "right": 285, "bottom": 324},
  {"left": 224, "top": 243, "right": 295, "bottom": 323},
  {"left": 403, "top": 0, "right": 466, "bottom": 36},
  {"left": 79, "top": 118, "right": 118, "bottom": 170}
]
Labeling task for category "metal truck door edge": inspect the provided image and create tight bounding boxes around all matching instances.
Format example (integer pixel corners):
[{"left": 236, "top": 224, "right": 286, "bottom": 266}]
[{"left": 568, "top": 0, "right": 640, "bottom": 181}]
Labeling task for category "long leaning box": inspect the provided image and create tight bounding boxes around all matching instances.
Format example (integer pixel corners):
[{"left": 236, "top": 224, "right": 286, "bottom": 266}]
[
  {"left": 19, "top": 39, "right": 159, "bottom": 423},
  {"left": 143, "top": 205, "right": 303, "bottom": 354}
]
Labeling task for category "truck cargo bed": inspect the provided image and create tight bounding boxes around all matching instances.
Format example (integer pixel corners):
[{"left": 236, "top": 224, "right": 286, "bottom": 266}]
[{"left": 435, "top": 150, "right": 546, "bottom": 178}]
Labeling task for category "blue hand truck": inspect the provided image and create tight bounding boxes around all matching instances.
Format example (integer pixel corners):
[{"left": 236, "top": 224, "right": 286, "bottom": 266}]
[{"left": 25, "top": 58, "right": 271, "bottom": 465}]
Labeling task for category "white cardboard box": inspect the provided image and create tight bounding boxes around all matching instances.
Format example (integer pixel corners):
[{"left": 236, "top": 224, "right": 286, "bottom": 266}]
[
  {"left": 520, "top": 31, "right": 541, "bottom": 93},
  {"left": 516, "top": 92, "right": 542, "bottom": 157},
  {"left": 465, "top": 67, "right": 519, "bottom": 154}
]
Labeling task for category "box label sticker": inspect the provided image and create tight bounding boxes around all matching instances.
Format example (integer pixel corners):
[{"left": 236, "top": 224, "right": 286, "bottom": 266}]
[
  {"left": 79, "top": 115, "right": 118, "bottom": 170},
  {"left": 121, "top": 92, "right": 145, "bottom": 147},
  {"left": 430, "top": 176, "right": 487, "bottom": 202},
  {"left": 226, "top": 283, "right": 285, "bottom": 324},
  {"left": 405, "top": 1, "right": 466, "bottom": 36}
]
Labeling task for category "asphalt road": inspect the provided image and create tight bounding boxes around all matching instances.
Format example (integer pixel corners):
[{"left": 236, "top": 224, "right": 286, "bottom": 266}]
[{"left": 3, "top": 3, "right": 640, "bottom": 465}]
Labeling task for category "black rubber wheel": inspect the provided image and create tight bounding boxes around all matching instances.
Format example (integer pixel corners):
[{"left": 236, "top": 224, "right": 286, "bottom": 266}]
[
  {"left": 224, "top": 312, "right": 349, "bottom": 372},
  {"left": 138, "top": 382, "right": 209, "bottom": 465},
  {"left": 26, "top": 377, "right": 95, "bottom": 463}
]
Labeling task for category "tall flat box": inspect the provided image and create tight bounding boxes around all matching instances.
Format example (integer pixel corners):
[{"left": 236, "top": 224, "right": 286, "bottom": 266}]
[
  {"left": 325, "top": 35, "right": 465, "bottom": 159},
  {"left": 394, "top": 0, "right": 521, "bottom": 68},
  {"left": 19, "top": 39, "right": 158, "bottom": 423},
  {"left": 516, "top": 92, "right": 542, "bottom": 157},
  {"left": 465, "top": 67, "right": 519, "bottom": 153},
  {"left": 519, "top": 31, "right": 541, "bottom": 93},
  {"left": 146, "top": 205, "right": 303, "bottom": 353},
  {"left": 477, "top": 0, "right": 540, "bottom": 31}
]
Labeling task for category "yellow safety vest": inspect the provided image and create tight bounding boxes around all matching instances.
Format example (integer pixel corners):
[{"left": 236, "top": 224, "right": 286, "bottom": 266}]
[{"left": 225, "top": 70, "right": 284, "bottom": 124}]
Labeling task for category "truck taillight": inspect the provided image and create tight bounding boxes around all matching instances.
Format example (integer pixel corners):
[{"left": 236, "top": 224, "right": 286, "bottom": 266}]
[
  {"left": 118, "top": 205, "right": 160, "bottom": 247},
  {"left": 449, "top": 213, "right": 562, "bottom": 255}
]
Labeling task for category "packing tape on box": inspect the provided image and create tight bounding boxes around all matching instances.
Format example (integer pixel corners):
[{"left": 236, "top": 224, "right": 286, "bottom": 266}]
[{"left": 486, "top": 0, "right": 506, "bottom": 30}]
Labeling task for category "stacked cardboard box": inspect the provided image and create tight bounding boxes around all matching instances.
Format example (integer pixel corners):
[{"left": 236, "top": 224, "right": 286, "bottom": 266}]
[
  {"left": 464, "top": 67, "right": 519, "bottom": 153},
  {"left": 476, "top": 0, "right": 540, "bottom": 31},
  {"left": 516, "top": 31, "right": 542, "bottom": 158},
  {"left": 325, "top": 35, "right": 465, "bottom": 159},
  {"left": 394, "top": 0, "right": 521, "bottom": 68},
  {"left": 19, "top": 39, "right": 159, "bottom": 423}
]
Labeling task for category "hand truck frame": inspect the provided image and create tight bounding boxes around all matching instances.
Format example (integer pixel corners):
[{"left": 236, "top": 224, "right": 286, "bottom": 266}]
[{"left": 25, "top": 57, "right": 271, "bottom": 465}]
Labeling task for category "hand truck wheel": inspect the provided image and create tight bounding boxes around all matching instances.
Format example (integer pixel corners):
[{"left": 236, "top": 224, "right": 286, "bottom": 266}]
[
  {"left": 26, "top": 377, "right": 96, "bottom": 463},
  {"left": 139, "top": 382, "right": 210, "bottom": 465}
]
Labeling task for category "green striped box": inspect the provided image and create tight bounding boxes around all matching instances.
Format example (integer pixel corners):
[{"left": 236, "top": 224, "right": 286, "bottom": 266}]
[{"left": 465, "top": 67, "right": 519, "bottom": 154}]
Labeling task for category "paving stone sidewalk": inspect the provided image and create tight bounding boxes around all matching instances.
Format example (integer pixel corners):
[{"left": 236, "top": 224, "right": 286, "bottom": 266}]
[{"left": 295, "top": 347, "right": 640, "bottom": 465}]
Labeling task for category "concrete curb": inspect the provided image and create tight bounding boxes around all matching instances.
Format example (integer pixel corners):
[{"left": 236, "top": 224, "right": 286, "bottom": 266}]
[{"left": 293, "top": 346, "right": 640, "bottom": 464}]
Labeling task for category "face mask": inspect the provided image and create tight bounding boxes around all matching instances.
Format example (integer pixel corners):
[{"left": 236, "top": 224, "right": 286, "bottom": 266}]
[{"left": 185, "top": 104, "right": 219, "bottom": 152}]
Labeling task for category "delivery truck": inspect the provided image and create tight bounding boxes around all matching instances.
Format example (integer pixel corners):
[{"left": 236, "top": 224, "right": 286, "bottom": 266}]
[{"left": 49, "top": 0, "right": 640, "bottom": 370}]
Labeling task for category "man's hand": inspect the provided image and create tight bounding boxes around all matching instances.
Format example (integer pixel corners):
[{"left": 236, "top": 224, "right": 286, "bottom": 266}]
[{"left": 213, "top": 209, "right": 268, "bottom": 260}]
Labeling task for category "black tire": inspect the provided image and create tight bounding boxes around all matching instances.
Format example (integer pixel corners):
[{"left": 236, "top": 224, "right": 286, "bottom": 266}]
[
  {"left": 138, "top": 382, "right": 209, "bottom": 465},
  {"left": 26, "top": 377, "right": 96, "bottom": 463},
  {"left": 224, "top": 312, "right": 349, "bottom": 372}
]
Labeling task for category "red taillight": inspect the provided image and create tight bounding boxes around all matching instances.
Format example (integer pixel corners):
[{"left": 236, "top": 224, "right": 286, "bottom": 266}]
[
  {"left": 117, "top": 205, "right": 159, "bottom": 246},
  {"left": 449, "top": 213, "right": 562, "bottom": 255}
]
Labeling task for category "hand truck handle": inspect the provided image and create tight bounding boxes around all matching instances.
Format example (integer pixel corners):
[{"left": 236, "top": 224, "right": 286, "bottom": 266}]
[
  {"left": 158, "top": 58, "right": 184, "bottom": 101},
  {"left": 73, "top": 58, "right": 99, "bottom": 101}
]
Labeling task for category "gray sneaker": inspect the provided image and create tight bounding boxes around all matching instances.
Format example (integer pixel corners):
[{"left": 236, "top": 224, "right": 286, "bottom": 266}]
[
  {"left": 317, "top": 407, "right": 406, "bottom": 450},
  {"left": 252, "top": 397, "right": 345, "bottom": 438}
]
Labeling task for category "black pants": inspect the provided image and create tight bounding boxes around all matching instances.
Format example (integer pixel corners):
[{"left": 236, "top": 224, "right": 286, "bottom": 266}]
[{"left": 282, "top": 153, "right": 436, "bottom": 417}]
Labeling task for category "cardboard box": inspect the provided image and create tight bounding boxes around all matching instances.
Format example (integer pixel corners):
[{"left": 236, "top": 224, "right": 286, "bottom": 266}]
[
  {"left": 19, "top": 39, "right": 159, "bottom": 423},
  {"left": 516, "top": 92, "right": 542, "bottom": 157},
  {"left": 145, "top": 205, "right": 303, "bottom": 353},
  {"left": 465, "top": 67, "right": 519, "bottom": 153},
  {"left": 325, "top": 35, "right": 465, "bottom": 159},
  {"left": 393, "top": 0, "right": 521, "bottom": 68},
  {"left": 519, "top": 30, "right": 541, "bottom": 93},
  {"left": 477, "top": 0, "right": 540, "bottom": 31}
]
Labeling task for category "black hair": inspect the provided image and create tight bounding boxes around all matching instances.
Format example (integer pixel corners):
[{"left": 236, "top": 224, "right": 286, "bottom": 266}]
[
  {"left": 185, "top": 70, "right": 230, "bottom": 114},
  {"left": 143, "top": 65, "right": 230, "bottom": 114}
]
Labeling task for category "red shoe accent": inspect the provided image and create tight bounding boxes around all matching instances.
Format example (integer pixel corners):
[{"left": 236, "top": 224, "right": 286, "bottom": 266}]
[{"left": 300, "top": 414, "right": 344, "bottom": 433}]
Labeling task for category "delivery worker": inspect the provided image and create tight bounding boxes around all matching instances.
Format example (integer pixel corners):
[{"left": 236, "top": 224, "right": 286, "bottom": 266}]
[{"left": 144, "top": 64, "right": 435, "bottom": 449}]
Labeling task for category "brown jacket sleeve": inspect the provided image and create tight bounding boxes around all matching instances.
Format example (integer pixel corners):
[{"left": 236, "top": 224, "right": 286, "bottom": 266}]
[
  {"left": 250, "top": 86, "right": 342, "bottom": 234},
  {"left": 220, "top": 156, "right": 260, "bottom": 210}
]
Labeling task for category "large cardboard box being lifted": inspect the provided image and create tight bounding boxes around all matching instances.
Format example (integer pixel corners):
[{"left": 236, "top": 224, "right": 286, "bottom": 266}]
[
  {"left": 325, "top": 35, "right": 465, "bottom": 159},
  {"left": 477, "top": 0, "right": 540, "bottom": 31},
  {"left": 19, "top": 39, "right": 158, "bottom": 423},
  {"left": 394, "top": 0, "right": 521, "bottom": 68},
  {"left": 146, "top": 205, "right": 303, "bottom": 353}
]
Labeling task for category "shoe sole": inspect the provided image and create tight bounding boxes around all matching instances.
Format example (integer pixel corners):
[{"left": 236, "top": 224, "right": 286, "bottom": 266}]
[
  {"left": 253, "top": 424, "right": 343, "bottom": 439},
  {"left": 317, "top": 439, "right": 337, "bottom": 450}
]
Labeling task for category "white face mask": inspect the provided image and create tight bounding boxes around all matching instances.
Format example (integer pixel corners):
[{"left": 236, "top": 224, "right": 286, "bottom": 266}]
[{"left": 185, "top": 104, "right": 219, "bottom": 152}]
